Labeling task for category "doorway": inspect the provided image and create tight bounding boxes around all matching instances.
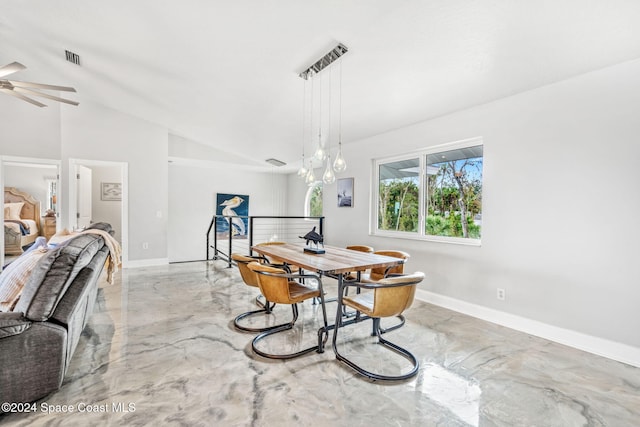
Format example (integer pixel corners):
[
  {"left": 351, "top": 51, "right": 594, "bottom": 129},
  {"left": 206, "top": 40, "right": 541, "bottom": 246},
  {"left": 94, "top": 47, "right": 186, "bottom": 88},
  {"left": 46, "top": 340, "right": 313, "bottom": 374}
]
[
  {"left": 68, "top": 159, "right": 128, "bottom": 266},
  {"left": 0, "top": 156, "right": 60, "bottom": 269}
]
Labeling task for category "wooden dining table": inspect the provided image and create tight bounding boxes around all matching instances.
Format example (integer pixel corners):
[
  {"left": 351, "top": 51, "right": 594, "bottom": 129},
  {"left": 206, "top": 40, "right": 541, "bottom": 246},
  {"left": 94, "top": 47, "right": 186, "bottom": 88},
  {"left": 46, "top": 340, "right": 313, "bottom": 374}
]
[{"left": 251, "top": 242, "right": 406, "bottom": 353}]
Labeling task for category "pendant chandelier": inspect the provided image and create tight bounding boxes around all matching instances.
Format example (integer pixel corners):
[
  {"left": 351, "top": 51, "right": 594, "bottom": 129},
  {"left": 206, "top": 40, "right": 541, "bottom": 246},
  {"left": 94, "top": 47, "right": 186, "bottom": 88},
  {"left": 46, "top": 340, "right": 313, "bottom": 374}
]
[{"left": 298, "top": 44, "right": 348, "bottom": 185}]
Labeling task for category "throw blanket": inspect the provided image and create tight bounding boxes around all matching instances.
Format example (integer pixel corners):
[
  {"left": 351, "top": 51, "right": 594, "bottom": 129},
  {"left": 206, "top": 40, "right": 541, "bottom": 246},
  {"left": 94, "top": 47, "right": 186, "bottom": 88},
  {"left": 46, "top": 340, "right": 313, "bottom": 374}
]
[
  {"left": 80, "top": 229, "right": 122, "bottom": 285},
  {"left": 5, "top": 219, "right": 30, "bottom": 236}
]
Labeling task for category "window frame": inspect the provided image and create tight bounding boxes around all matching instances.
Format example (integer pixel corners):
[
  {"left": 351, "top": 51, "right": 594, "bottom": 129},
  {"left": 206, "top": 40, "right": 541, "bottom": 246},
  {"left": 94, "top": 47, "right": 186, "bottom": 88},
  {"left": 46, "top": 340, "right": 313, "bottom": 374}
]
[
  {"left": 371, "top": 137, "right": 483, "bottom": 246},
  {"left": 304, "top": 181, "right": 323, "bottom": 218}
]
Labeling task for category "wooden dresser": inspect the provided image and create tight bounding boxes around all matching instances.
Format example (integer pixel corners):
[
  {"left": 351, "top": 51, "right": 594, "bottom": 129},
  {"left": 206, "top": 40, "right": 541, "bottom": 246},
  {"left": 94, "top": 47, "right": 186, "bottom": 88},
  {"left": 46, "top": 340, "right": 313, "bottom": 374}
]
[{"left": 41, "top": 216, "right": 57, "bottom": 240}]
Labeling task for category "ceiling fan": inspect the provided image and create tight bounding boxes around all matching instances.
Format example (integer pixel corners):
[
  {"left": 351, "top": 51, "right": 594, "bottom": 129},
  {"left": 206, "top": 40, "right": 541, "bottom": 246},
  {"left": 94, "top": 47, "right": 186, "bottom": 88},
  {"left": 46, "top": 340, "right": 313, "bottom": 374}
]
[{"left": 0, "top": 61, "right": 79, "bottom": 107}]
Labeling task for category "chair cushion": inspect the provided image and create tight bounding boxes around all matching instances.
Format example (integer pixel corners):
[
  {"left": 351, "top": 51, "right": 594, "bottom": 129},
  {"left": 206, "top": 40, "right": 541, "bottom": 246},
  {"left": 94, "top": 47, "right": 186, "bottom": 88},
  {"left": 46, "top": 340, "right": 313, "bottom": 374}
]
[
  {"left": 343, "top": 292, "right": 375, "bottom": 316},
  {"left": 287, "top": 281, "right": 320, "bottom": 303},
  {"left": 13, "top": 234, "right": 106, "bottom": 321}
]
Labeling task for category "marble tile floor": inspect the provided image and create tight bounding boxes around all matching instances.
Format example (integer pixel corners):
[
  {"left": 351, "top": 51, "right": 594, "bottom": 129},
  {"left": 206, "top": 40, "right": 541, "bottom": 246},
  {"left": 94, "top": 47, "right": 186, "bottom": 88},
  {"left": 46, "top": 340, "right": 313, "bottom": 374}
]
[{"left": 1, "top": 260, "right": 639, "bottom": 426}]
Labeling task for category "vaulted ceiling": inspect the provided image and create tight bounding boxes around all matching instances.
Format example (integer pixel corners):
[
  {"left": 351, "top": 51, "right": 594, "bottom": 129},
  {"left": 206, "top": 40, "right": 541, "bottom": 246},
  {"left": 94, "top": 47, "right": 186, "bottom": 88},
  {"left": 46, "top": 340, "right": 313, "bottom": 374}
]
[{"left": 3, "top": 1, "right": 640, "bottom": 172}]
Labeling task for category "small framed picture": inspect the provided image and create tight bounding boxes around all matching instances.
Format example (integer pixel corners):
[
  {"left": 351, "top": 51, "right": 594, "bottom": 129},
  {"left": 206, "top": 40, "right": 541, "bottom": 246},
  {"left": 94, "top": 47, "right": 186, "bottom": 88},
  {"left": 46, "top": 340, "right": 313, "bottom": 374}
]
[
  {"left": 337, "top": 178, "right": 354, "bottom": 207},
  {"left": 101, "top": 182, "right": 122, "bottom": 201}
]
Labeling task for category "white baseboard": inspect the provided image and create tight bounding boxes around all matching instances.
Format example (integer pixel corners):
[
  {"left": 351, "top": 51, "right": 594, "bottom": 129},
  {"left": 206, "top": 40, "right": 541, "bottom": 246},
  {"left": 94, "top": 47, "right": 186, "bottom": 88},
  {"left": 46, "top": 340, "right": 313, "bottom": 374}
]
[
  {"left": 415, "top": 289, "right": 640, "bottom": 368},
  {"left": 123, "top": 258, "right": 169, "bottom": 268}
]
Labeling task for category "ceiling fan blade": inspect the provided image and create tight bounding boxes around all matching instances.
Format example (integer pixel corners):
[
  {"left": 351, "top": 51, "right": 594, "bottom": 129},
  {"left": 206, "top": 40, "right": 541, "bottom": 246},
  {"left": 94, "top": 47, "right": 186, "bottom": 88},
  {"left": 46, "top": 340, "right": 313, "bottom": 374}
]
[
  {"left": 0, "top": 62, "right": 26, "bottom": 78},
  {"left": 13, "top": 87, "right": 79, "bottom": 106},
  {"left": 0, "top": 88, "right": 47, "bottom": 107},
  {"left": 8, "top": 80, "right": 77, "bottom": 92}
]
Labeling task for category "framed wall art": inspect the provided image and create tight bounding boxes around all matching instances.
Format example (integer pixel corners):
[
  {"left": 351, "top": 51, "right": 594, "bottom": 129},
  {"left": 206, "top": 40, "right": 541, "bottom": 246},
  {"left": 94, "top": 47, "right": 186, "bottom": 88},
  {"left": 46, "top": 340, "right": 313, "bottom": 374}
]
[
  {"left": 337, "top": 178, "right": 353, "bottom": 207},
  {"left": 216, "top": 193, "right": 250, "bottom": 238},
  {"left": 101, "top": 182, "right": 122, "bottom": 201}
]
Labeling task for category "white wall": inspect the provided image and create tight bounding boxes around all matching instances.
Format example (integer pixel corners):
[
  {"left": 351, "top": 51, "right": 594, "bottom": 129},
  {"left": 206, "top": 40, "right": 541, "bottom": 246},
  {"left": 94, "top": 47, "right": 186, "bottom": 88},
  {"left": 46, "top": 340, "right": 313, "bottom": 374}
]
[
  {"left": 0, "top": 97, "right": 60, "bottom": 160},
  {"left": 300, "top": 58, "right": 640, "bottom": 352},
  {"left": 61, "top": 101, "right": 168, "bottom": 262},
  {"left": 168, "top": 161, "right": 287, "bottom": 263}
]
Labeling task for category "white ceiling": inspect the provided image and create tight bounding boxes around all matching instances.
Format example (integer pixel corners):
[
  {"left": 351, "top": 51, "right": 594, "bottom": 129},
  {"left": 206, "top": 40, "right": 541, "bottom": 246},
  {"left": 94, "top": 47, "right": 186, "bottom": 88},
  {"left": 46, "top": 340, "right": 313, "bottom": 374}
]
[{"left": 3, "top": 1, "right": 640, "bottom": 172}]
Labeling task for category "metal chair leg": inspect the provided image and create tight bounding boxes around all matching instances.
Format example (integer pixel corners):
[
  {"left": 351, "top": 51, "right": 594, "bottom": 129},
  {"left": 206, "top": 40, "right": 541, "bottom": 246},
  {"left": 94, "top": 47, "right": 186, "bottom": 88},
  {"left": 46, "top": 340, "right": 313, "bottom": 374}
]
[
  {"left": 234, "top": 299, "right": 293, "bottom": 333},
  {"left": 252, "top": 295, "right": 328, "bottom": 359},
  {"left": 373, "top": 314, "right": 406, "bottom": 335},
  {"left": 333, "top": 301, "right": 419, "bottom": 381}
]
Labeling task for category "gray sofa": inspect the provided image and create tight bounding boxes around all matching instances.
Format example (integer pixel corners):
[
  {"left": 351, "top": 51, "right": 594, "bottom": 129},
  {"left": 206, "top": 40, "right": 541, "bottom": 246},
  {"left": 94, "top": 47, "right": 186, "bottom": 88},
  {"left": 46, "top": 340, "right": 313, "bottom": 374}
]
[{"left": 0, "top": 222, "right": 113, "bottom": 405}]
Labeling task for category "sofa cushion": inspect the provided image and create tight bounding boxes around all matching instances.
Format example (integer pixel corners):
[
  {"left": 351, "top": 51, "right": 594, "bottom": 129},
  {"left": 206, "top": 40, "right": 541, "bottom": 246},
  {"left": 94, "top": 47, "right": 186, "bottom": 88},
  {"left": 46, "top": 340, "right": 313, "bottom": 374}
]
[
  {"left": 0, "top": 247, "right": 49, "bottom": 312},
  {"left": 85, "top": 222, "right": 113, "bottom": 234},
  {"left": 0, "top": 312, "right": 32, "bottom": 338},
  {"left": 13, "top": 234, "right": 106, "bottom": 322}
]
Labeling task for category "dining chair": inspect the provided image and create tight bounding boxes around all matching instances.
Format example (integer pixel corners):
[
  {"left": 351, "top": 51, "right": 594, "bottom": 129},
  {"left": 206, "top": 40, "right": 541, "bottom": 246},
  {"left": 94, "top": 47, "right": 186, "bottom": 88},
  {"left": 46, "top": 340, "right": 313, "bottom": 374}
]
[
  {"left": 231, "top": 253, "right": 292, "bottom": 333},
  {"left": 360, "top": 250, "right": 411, "bottom": 334},
  {"left": 247, "top": 261, "right": 328, "bottom": 359},
  {"left": 345, "top": 245, "right": 374, "bottom": 253},
  {"left": 331, "top": 271, "right": 425, "bottom": 381},
  {"left": 362, "top": 250, "right": 410, "bottom": 282},
  {"left": 343, "top": 245, "right": 374, "bottom": 281}
]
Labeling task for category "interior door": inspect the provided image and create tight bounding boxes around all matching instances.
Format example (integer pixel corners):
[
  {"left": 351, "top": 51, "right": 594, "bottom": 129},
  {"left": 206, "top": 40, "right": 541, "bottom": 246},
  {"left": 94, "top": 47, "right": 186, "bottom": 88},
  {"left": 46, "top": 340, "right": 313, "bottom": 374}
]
[{"left": 76, "top": 164, "right": 92, "bottom": 229}]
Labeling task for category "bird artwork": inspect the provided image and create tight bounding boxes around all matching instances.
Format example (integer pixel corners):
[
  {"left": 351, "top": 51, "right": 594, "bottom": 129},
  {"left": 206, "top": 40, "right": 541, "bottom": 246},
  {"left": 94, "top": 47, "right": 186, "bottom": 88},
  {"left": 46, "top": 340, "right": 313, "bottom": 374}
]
[
  {"left": 300, "top": 226, "right": 325, "bottom": 254},
  {"left": 220, "top": 195, "right": 247, "bottom": 236}
]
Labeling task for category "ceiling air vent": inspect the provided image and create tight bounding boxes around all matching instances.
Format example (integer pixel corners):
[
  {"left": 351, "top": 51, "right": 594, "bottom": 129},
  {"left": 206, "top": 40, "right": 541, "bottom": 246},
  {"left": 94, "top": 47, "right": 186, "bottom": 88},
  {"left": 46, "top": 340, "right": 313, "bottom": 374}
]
[
  {"left": 265, "top": 158, "right": 286, "bottom": 167},
  {"left": 65, "top": 50, "right": 81, "bottom": 66}
]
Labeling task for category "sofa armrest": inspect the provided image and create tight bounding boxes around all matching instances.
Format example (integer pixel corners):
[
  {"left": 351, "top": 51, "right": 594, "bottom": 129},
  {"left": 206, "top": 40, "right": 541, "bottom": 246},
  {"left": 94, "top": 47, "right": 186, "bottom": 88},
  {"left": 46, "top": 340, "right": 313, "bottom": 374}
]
[
  {"left": 0, "top": 312, "right": 32, "bottom": 339},
  {"left": 0, "top": 320, "right": 67, "bottom": 404}
]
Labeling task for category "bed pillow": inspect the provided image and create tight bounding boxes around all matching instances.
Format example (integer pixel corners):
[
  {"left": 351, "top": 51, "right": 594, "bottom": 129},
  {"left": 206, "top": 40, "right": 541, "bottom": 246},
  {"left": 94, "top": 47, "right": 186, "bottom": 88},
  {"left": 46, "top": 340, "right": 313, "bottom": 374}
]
[
  {"left": 0, "top": 247, "right": 49, "bottom": 312},
  {"left": 4, "top": 202, "right": 24, "bottom": 220}
]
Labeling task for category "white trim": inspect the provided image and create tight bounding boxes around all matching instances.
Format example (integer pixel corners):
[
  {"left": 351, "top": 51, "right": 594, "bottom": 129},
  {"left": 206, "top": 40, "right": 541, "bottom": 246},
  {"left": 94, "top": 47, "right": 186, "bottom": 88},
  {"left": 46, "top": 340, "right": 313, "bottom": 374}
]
[
  {"left": 124, "top": 258, "right": 169, "bottom": 268},
  {"left": 372, "top": 229, "right": 482, "bottom": 246},
  {"left": 0, "top": 155, "right": 60, "bottom": 166},
  {"left": 415, "top": 289, "right": 640, "bottom": 368}
]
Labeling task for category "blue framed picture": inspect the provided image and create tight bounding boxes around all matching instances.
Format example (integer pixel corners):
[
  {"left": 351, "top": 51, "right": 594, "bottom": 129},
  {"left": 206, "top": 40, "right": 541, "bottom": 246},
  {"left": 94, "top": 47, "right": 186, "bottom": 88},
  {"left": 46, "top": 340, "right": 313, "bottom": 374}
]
[{"left": 216, "top": 193, "right": 249, "bottom": 238}]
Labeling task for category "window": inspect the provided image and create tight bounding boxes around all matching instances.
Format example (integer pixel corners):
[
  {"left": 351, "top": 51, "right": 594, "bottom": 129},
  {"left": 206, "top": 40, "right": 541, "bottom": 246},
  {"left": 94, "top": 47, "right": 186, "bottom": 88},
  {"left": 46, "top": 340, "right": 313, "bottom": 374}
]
[
  {"left": 45, "top": 179, "right": 57, "bottom": 212},
  {"left": 374, "top": 138, "right": 483, "bottom": 244},
  {"left": 305, "top": 182, "right": 323, "bottom": 217},
  {"left": 378, "top": 158, "right": 420, "bottom": 232}
]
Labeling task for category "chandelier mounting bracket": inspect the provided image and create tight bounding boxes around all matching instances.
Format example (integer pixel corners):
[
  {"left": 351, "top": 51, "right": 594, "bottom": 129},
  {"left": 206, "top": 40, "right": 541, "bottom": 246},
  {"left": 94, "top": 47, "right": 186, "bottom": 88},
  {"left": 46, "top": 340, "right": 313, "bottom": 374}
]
[{"left": 299, "top": 43, "right": 348, "bottom": 80}]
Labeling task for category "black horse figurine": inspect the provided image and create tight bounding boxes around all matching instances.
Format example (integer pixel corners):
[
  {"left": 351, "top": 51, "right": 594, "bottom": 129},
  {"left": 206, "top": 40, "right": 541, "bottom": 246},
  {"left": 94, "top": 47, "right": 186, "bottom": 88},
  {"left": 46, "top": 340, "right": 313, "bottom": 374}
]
[{"left": 299, "top": 226, "right": 325, "bottom": 254}]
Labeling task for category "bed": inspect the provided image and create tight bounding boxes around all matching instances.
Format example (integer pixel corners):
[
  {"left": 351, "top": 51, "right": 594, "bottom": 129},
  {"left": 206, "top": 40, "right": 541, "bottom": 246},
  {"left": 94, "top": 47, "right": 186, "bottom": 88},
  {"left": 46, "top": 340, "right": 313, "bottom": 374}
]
[{"left": 4, "top": 187, "right": 42, "bottom": 256}]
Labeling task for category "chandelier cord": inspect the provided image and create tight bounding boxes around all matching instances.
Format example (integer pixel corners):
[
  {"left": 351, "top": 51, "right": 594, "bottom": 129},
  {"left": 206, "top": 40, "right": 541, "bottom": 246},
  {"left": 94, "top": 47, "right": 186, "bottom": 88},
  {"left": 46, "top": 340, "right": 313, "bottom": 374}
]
[
  {"left": 301, "top": 78, "right": 306, "bottom": 158},
  {"left": 339, "top": 58, "right": 343, "bottom": 143}
]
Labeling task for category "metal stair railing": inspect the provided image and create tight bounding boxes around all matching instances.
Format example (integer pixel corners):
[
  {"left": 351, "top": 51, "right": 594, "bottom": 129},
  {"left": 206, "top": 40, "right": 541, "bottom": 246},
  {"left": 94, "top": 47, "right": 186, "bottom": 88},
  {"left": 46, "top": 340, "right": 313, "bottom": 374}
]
[{"left": 207, "top": 215, "right": 324, "bottom": 267}]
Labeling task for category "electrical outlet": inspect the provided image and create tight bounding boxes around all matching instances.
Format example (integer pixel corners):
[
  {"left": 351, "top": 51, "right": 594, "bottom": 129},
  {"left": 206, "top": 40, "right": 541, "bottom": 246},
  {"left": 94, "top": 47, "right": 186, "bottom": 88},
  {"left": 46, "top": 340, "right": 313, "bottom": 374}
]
[
  {"left": 497, "top": 288, "right": 506, "bottom": 301},
  {"left": 142, "top": 242, "right": 149, "bottom": 250}
]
